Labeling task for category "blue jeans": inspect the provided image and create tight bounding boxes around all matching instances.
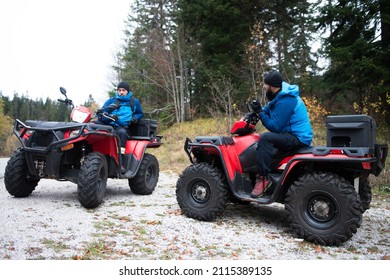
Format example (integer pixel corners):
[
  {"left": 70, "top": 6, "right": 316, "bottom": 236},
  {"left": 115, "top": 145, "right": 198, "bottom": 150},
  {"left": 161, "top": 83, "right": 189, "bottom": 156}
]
[{"left": 256, "top": 132, "right": 305, "bottom": 177}]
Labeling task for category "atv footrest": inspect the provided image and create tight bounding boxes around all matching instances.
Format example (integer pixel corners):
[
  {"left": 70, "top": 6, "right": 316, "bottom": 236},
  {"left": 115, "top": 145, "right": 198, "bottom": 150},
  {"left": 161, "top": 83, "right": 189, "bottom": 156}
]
[{"left": 235, "top": 191, "right": 272, "bottom": 203}]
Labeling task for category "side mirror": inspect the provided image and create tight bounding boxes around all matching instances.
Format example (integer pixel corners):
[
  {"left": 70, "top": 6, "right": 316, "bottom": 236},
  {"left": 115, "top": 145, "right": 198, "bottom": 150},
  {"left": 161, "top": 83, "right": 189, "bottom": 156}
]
[{"left": 60, "top": 87, "right": 67, "bottom": 96}]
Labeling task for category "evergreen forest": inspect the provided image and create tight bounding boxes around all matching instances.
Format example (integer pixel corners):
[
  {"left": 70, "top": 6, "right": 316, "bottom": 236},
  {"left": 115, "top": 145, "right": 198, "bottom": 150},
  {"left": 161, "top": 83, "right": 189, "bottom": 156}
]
[{"left": 1, "top": 0, "right": 389, "bottom": 155}]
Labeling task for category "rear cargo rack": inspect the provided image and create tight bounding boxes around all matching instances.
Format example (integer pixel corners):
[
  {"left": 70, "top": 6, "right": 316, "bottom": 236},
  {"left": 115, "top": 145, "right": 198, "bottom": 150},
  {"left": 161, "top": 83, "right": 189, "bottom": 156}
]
[{"left": 312, "top": 146, "right": 374, "bottom": 157}]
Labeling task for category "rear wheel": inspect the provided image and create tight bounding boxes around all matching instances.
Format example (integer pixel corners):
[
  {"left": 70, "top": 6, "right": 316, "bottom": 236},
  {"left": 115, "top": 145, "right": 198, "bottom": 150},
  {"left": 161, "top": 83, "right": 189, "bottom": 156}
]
[
  {"left": 77, "top": 152, "right": 108, "bottom": 208},
  {"left": 4, "top": 148, "right": 40, "bottom": 197},
  {"left": 359, "top": 178, "right": 372, "bottom": 212},
  {"left": 176, "top": 163, "right": 229, "bottom": 221},
  {"left": 285, "top": 172, "right": 363, "bottom": 246},
  {"left": 129, "top": 153, "right": 159, "bottom": 195}
]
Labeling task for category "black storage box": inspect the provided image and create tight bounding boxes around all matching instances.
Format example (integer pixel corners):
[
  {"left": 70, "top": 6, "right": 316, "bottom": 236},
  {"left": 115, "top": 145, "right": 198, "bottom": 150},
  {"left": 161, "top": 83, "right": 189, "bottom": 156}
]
[
  {"left": 129, "top": 118, "right": 158, "bottom": 138},
  {"left": 326, "top": 115, "right": 376, "bottom": 149}
]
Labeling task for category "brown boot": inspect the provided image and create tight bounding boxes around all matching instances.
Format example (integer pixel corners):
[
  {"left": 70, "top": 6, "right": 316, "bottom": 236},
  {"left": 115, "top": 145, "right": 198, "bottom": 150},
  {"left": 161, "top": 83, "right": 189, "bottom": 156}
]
[{"left": 251, "top": 176, "right": 269, "bottom": 198}]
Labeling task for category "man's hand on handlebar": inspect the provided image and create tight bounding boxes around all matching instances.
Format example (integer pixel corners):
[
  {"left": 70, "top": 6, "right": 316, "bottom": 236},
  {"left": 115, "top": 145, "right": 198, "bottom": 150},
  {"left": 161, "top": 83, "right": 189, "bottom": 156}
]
[
  {"left": 245, "top": 112, "right": 259, "bottom": 125},
  {"left": 250, "top": 99, "right": 262, "bottom": 114}
]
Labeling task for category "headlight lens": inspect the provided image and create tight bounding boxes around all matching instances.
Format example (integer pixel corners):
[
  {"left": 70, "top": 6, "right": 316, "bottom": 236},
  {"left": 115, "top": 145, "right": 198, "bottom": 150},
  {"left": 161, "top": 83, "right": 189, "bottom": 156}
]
[{"left": 69, "top": 129, "right": 80, "bottom": 138}]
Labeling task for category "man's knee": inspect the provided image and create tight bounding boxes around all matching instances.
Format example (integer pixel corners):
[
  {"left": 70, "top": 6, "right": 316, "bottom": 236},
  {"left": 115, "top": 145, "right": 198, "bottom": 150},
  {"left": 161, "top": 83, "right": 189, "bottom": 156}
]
[
  {"left": 258, "top": 132, "right": 278, "bottom": 151},
  {"left": 116, "top": 127, "right": 127, "bottom": 135},
  {"left": 259, "top": 132, "right": 277, "bottom": 142}
]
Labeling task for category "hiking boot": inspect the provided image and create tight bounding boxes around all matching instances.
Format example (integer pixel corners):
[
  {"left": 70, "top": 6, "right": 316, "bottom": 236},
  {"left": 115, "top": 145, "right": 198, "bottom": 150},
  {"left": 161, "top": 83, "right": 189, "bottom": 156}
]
[{"left": 251, "top": 176, "right": 269, "bottom": 198}]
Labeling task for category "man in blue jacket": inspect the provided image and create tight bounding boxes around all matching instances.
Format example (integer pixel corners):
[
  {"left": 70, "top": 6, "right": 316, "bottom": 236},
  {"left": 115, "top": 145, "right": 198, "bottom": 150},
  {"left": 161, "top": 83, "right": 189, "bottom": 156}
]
[
  {"left": 99, "top": 81, "right": 143, "bottom": 151},
  {"left": 251, "top": 71, "right": 312, "bottom": 197}
]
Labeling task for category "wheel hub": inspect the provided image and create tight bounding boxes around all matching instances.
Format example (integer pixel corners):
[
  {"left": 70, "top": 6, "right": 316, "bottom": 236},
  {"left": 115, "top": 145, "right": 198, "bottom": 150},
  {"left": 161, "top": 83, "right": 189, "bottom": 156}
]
[
  {"left": 311, "top": 199, "right": 330, "bottom": 219},
  {"left": 192, "top": 184, "right": 209, "bottom": 202}
]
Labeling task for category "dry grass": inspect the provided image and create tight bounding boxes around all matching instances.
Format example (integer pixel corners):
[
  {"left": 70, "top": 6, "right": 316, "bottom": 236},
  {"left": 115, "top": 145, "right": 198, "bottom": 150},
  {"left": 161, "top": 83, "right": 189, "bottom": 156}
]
[{"left": 149, "top": 118, "right": 230, "bottom": 174}]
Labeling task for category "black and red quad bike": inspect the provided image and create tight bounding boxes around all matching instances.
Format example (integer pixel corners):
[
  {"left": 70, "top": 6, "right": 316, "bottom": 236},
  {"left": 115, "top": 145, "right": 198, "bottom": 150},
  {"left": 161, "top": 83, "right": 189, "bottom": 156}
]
[
  {"left": 4, "top": 87, "right": 162, "bottom": 208},
  {"left": 176, "top": 104, "right": 388, "bottom": 246}
]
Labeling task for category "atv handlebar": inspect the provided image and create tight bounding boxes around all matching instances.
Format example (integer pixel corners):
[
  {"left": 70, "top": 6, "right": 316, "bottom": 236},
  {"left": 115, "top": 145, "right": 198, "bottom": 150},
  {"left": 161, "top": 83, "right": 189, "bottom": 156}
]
[
  {"left": 96, "top": 111, "right": 119, "bottom": 123},
  {"left": 244, "top": 99, "right": 262, "bottom": 126},
  {"left": 57, "top": 98, "right": 74, "bottom": 109},
  {"left": 57, "top": 87, "right": 74, "bottom": 109}
]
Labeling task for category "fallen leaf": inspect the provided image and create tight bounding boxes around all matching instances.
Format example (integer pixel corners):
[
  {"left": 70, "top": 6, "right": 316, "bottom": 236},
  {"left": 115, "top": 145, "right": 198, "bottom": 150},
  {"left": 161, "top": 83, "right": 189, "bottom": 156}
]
[
  {"left": 314, "top": 245, "right": 322, "bottom": 253},
  {"left": 165, "top": 209, "right": 182, "bottom": 216},
  {"left": 147, "top": 220, "right": 161, "bottom": 225}
]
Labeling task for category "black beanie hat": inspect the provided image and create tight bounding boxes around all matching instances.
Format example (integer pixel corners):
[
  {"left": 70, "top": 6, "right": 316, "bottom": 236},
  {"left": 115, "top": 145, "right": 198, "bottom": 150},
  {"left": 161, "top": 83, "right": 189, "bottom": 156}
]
[
  {"left": 117, "top": 81, "right": 130, "bottom": 92},
  {"left": 264, "top": 71, "right": 283, "bottom": 88}
]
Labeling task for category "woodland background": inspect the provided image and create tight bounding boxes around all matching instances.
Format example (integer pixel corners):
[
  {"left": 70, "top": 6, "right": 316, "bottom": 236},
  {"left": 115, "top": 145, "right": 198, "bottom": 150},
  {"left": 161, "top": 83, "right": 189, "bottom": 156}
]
[{"left": 1, "top": 0, "right": 389, "bottom": 157}]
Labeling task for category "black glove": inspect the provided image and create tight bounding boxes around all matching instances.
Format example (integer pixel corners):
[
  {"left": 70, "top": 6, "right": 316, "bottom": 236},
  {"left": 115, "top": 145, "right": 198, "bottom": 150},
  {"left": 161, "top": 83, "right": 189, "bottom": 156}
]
[
  {"left": 250, "top": 99, "right": 262, "bottom": 114},
  {"left": 96, "top": 108, "right": 103, "bottom": 114},
  {"left": 130, "top": 117, "right": 138, "bottom": 125},
  {"left": 245, "top": 112, "right": 259, "bottom": 123}
]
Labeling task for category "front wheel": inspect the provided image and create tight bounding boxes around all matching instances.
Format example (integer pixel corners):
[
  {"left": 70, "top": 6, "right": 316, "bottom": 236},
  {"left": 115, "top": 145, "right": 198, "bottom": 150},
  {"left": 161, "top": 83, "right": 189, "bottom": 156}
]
[
  {"left": 77, "top": 152, "right": 108, "bottom": 208},
  {"left": 176, "top": 163, "right": 229, "bottom": 221},
  {"left": 4, "top": 148, "right": 40, "bottom": 197},
  {"left": 285, "top": 172, "right": 363, "bottom": 246},
  {"left": 128, "top": 153, "right": 159, "bottom": 195}
]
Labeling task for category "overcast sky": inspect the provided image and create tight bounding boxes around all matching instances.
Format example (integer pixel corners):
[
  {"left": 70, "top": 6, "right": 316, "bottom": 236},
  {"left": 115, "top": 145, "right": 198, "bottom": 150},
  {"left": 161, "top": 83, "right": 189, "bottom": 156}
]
[{"left": 0, "top": 0, "right": 133, "bottom": 106}]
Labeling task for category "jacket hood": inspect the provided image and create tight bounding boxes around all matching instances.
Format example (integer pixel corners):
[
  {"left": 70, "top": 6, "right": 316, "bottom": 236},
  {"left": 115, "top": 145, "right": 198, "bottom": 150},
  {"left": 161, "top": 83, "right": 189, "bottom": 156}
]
[
  {"left": 269, "top": 82, "right": 299, "bottom": 105},
  {"left": 280, "top": 81, "right": 299, "bottom": 97}
]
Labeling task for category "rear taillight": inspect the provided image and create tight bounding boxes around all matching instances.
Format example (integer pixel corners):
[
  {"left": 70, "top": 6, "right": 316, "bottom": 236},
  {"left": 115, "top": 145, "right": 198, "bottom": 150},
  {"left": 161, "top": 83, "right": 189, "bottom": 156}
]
[{"left": 329, "top": 149, "right": 344, "bottom": 154}]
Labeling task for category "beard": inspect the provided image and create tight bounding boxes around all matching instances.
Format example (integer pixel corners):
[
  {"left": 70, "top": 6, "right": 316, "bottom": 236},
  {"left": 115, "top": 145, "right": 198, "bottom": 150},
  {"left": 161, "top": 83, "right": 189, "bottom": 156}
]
[{"left": 266, "top": 89, "right": 276, "bottom": 101}]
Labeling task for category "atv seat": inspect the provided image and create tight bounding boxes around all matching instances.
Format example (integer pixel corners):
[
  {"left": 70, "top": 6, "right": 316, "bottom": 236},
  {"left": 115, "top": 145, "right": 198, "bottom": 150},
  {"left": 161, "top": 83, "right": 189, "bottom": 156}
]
[
  {"left": 274, "top": 146, "right": 314, "bottom": 157},
  {"left": 87, "top": 123, "right": 115, "bottom": 133},
  {"left": 271, "top": 146, "right": 314, "bottom": 169},
  {"left": 127, "top": 136, "right": 154, "bottom": 141}
]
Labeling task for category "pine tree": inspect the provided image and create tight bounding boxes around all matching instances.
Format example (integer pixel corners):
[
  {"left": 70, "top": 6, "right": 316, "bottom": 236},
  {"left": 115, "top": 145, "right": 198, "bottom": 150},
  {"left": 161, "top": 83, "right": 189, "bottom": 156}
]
[
  {"left": 116, "top": 0, "right": 189, "bottom": 123},
  {"left": 317, "top": 0, "right": 389, "bottom": 121},
  {"left": 0, "top": 98, "right": 13, "bottom": 155}
]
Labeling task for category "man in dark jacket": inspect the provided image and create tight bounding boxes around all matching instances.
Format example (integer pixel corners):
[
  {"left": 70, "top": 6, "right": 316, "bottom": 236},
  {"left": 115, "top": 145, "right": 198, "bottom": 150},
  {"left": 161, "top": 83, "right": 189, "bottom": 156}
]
[
  {"left": 99, "top": 81, "right": 143, "bottom": 150},
  {"left": 251, "top": 71, "right": 312, "bottom": 197}
]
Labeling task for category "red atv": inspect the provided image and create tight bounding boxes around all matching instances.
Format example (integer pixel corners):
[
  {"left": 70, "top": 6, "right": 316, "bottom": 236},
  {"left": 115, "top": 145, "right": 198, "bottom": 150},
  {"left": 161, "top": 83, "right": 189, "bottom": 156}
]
[
  {"left": 176, "top": 103, "right": 388, "bottom": 246},
  {"left": 4, "top": 87, "right": 162, "bottom": 208}
]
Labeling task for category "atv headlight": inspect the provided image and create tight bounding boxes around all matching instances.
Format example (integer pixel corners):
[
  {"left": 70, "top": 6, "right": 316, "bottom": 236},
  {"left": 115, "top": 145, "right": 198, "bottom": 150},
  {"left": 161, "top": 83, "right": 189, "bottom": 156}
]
[{"left": 69, "top": 129, "right": 81, "bottom": 138}]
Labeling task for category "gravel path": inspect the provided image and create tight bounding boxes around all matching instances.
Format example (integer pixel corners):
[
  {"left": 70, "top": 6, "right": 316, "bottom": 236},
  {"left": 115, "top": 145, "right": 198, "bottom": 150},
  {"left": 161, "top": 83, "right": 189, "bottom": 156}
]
[{"left": 0, "top": 157, "right": 389, "bottom": 260}]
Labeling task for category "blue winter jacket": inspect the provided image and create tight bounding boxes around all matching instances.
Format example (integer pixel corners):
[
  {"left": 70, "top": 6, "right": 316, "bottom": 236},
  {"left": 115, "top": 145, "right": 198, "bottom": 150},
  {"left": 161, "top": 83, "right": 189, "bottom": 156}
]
[
  {"left": 260, "top": 82, "right": 313, "bottom": 146},
  {"left": 99, "top": 91, "right": 143, "bottom": 127}
]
